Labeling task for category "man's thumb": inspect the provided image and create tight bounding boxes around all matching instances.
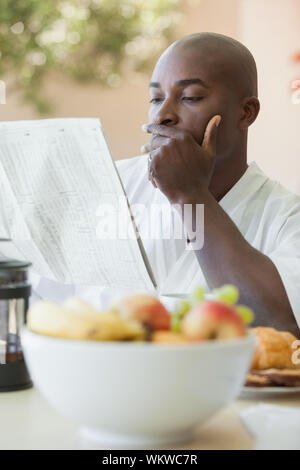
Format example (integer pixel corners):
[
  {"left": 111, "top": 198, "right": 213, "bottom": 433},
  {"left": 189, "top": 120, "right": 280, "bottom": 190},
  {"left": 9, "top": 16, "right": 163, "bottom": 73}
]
[{"left": 202, "top": 115, "right": 221, "bottom": 155}]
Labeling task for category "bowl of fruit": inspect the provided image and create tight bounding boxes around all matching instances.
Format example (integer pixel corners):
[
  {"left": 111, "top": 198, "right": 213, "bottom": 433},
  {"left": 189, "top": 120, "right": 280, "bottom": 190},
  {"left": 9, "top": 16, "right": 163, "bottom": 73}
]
[{"left": 21, "top": 285, "right": 255, "bottom": 448}]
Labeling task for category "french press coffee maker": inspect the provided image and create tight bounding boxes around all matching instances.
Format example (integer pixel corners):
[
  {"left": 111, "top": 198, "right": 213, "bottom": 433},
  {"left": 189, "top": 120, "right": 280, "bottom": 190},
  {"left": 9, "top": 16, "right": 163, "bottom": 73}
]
[{"left": 0, "top": 242, "right": 32, "bottom": 391}]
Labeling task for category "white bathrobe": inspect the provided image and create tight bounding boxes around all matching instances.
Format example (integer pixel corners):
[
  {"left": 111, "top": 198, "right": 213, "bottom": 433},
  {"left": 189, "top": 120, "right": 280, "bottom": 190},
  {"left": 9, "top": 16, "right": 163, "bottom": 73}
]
[{"left": 26, "top": 154, "right": 300, "bottom": 325}]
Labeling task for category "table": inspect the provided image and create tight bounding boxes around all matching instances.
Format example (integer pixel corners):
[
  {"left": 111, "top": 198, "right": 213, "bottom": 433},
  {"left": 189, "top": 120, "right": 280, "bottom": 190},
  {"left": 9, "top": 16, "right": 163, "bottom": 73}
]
[{"left": 1, "top": 387, "right": 300, "bottom": 450}]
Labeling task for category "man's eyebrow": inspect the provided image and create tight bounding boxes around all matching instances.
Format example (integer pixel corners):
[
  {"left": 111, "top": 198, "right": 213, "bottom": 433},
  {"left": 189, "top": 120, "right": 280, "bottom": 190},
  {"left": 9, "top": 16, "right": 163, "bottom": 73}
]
[{"left": 149, "top": 78, "right": 209, "bottom": 88}]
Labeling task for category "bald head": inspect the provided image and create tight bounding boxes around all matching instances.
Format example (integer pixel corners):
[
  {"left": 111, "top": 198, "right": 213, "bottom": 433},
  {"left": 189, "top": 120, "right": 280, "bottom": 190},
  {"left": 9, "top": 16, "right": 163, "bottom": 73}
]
[{"left": 160, "top": 32, "right": 258, "bottom": 98}]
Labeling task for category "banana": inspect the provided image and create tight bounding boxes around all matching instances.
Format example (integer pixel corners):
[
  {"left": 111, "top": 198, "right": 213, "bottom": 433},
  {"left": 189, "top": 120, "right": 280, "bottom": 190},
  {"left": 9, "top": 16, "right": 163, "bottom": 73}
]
[{"left": 27, "top": 297, "right": 146, "bottom": 341}]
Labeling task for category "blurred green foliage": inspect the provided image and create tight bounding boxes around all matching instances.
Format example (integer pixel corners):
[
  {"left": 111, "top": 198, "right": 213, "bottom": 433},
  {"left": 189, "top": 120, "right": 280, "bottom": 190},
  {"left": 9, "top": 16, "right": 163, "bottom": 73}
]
[{"left": 0, "top": 0, "right": 183, "bottom": 113}]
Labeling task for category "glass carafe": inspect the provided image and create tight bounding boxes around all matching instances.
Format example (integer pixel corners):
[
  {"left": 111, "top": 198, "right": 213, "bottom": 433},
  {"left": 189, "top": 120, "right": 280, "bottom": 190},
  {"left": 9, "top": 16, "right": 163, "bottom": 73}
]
[{"left": 0, "top": 258, "right": 32, "bottom": 391}]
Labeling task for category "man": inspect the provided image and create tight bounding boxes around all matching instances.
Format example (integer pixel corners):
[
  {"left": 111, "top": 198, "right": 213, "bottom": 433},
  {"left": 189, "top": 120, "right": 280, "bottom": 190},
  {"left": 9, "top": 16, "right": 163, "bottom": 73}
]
[
  {"left": 5, "top": 32, "right": 300, "bottom": 335},
  {"left": 117, "top": 32, "right": 300, "bottom": 335}
]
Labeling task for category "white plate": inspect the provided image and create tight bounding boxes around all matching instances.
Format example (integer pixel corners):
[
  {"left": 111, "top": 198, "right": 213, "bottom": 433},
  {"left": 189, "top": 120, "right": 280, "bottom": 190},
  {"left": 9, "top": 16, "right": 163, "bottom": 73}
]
[{"left": 240, "top": 385, "right": 300, "bottom": 399}]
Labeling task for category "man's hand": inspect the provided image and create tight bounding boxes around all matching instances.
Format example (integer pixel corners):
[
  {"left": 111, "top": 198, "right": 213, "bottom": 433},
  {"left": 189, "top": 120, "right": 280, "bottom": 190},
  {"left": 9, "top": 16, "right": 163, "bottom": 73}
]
[{"left": 142, "top": 114, "right": 221, "bottom": 204}]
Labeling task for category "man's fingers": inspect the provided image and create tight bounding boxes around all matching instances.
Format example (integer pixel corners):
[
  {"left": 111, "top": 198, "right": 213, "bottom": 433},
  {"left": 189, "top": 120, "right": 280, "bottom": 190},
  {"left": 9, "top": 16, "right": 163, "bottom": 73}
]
[
  {"left": 148, "top": 149, "right": 161, "bottom": 188},
  {"left": 202, "top": 115, "right": 221, "bottom": 156},
  {"left": 142, "top": 123, "right": 185, "bottom": 139},
  {"left": 149, "top": 171, "right": 158, "bottom": 188},
  {"left": 147, "top": 152, "right": 156, "bottom": 188},
  {"left": 141, "top": 135, "right": 170, "bottom": 154}
]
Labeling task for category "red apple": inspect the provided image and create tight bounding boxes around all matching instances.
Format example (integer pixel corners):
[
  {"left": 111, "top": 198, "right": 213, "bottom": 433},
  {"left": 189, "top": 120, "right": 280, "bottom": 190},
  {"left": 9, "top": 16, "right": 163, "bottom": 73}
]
[
  {"left": 181, "top": 300, "right": 246, "bottom": 340},
  {"left": 112, "top": 293, "right": 171, "bottom": 331}
]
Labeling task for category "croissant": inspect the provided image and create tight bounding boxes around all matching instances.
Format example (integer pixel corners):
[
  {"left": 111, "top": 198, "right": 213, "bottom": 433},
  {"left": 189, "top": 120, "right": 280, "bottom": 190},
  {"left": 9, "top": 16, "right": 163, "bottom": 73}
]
[
  {"left": 251, "top": 327, "right": 300, "bottom": 370},
  {"left": 245, "top": 327, "right": 300, "bottom": 387}
]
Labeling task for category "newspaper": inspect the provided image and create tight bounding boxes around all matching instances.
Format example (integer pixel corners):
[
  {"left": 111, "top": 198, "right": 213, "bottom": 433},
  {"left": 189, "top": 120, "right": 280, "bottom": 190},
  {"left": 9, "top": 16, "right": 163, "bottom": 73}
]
[{"left": 0, "top": 118, "right": 157, "bottom": 291}]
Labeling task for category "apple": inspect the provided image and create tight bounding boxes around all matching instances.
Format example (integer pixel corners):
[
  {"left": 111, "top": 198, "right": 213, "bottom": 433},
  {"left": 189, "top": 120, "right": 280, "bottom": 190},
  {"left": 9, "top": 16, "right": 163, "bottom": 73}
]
[
  {"left": 181, "top": 300, "right": 246, "bottom": 340},
  {"left": 112, "top": 293, "right": 171, "bottom": 331}
]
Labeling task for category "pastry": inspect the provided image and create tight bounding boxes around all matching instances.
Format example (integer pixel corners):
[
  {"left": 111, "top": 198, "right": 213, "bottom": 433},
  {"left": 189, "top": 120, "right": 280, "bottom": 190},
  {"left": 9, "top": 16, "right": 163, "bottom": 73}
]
[
  {"left": 250, "top": 327, "right": 300, "bottom": 370},
  {"left": 245, "top": 327, "right": 300, "bottom": 387}
]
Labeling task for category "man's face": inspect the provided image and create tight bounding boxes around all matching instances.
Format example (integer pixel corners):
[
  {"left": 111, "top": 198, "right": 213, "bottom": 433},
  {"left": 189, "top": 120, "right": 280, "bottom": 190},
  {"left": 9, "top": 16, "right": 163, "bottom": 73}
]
[{"left": 148, "top": 47, "right": 243, "bottom": 162}]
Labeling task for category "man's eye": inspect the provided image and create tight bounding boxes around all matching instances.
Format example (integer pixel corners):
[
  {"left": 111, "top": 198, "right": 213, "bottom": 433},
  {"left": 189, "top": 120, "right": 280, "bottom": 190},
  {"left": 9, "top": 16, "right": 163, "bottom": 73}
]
[
  {"left": 182, "top": 97, "right": 203, "bottom": 102},
  {"left": 149, "top": 96, "right": 203, "bottom": 104},
  {"left": 149, "top": 98, "right": 163, "bottom": 104}
]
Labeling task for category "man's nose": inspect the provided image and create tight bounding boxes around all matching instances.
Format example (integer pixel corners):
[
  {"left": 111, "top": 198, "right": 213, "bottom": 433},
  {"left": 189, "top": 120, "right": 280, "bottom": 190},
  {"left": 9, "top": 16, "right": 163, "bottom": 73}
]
[{"left": 153, "top": 99, "right": 179, "bottom": 126}]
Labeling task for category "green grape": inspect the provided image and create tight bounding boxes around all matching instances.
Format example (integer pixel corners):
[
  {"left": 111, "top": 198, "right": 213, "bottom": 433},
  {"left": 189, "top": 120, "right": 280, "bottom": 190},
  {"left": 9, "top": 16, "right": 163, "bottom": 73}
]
[
  {"left": 174, "top": 299, "right": 191, "bottom": 317},
  {"left": 171, "top": 299, "right": 191, "bottom": 333},
  {"left": 171, "top": 315, "right": 182, "bottom": 333},
  {"left": 211, "top": 284, "right": 239, "bottom": 305},
  {"left": 235, "top": 305, "right": 255, "bottom": 325},
  {"left": 190, "top": 286, "right": 205, "bottom": 306}
]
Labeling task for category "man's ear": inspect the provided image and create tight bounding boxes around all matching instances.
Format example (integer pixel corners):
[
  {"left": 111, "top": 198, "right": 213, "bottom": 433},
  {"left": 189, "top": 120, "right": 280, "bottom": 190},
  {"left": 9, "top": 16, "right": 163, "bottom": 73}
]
[{"left": 239, "top": 96, "right": 260, "bottom": 129}]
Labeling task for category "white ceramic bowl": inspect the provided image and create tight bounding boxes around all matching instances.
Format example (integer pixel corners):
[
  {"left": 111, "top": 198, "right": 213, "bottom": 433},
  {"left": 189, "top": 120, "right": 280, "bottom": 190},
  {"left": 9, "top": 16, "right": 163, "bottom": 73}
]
[{"left": 21, "top": 328, "right": 255, "bottom": 448}]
